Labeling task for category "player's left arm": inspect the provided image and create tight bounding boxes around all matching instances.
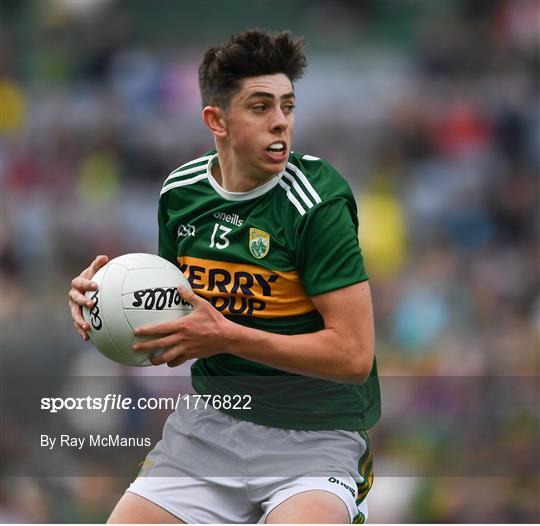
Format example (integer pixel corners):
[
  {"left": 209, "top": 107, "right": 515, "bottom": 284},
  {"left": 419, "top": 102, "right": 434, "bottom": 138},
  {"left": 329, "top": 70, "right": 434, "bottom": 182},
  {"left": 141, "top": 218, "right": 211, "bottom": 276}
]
[
  {"left": 221, "top": 279, "right": 375, "bottom": 384},
  {"left": 133, "top": 279, "right": 374, "bottom": 385}
]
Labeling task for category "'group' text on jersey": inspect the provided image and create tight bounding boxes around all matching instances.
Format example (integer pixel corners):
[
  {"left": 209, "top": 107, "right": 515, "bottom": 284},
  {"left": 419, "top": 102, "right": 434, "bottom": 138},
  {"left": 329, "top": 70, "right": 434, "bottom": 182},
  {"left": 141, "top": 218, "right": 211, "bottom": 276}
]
[{"left": 158, "top": 151, "right": 381, "bottom": 431}]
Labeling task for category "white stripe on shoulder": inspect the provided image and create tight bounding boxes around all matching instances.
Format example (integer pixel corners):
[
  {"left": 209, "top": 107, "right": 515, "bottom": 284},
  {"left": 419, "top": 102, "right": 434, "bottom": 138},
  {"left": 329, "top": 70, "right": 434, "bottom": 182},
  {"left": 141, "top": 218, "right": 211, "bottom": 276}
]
[
  {"left": 160, "top": 173, "right": 207, "bottom": 195},
  {"left": 302, "top": 154, "right": 320, "bottom": 161},
  {"left": 282, "top": 171, "right": 314, "bottom": 209},
  {"left": 286, "top": 163, "right": 322, "bottom": 204},
  {"left": 179, "top": 155, "right": 213, "bottom": 170},
  {"left": 278, "top": 179, "right": 305, "bottom": 216},
  {"left": 164, "top": 164, "right": 207, "bottom": 185}
]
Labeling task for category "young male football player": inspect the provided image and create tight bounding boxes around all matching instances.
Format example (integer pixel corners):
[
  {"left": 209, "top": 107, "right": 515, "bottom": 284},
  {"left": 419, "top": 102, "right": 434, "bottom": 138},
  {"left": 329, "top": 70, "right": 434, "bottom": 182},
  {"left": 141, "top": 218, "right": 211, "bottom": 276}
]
[{"left": 68, "top": 29, "right": 380, "bottom": 524}]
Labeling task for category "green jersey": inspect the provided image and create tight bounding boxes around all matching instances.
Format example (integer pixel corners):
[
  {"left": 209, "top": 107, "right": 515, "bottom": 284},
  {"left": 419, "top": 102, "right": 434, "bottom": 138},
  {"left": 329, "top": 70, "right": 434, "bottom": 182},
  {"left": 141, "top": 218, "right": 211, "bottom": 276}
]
[{"left": 158, "top": 150, "right": 381, "bottom": 431}]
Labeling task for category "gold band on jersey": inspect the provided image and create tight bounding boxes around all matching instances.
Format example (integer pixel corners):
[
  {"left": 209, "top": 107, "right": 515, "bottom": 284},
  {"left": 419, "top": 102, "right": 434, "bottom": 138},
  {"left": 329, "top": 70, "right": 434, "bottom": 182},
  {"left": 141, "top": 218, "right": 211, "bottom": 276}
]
[{"left": 177, "top": 255, "right": 315, "bottom": 318}]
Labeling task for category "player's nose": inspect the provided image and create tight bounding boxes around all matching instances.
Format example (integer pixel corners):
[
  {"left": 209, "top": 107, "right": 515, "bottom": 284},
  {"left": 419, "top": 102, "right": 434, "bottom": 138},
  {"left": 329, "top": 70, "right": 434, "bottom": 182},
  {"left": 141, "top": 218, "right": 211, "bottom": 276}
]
[{"left": 270, "top": 107, "right": 288, "bottom": 132}]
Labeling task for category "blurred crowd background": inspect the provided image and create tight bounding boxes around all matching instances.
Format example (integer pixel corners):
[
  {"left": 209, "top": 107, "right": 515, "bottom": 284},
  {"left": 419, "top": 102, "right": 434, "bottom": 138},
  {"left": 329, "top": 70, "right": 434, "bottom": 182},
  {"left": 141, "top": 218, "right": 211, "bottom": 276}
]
[{"left": 1, "top": 0, "right": 538, "bottom": 523}]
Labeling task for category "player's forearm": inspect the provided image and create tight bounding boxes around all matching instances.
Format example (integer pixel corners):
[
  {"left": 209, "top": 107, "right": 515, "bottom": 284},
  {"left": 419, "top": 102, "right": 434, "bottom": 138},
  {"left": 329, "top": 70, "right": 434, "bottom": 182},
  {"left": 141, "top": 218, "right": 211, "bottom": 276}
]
[{"left": 222, "top": 322, "right": 372, "bottom": 385}]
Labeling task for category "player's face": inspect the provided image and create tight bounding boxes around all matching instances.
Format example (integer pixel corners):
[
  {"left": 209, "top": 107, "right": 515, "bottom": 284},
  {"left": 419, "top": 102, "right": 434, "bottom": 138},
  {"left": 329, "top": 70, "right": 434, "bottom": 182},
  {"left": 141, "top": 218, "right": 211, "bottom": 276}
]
[{"left": 224, "top": 73, "right": 295, "bottom": 179}]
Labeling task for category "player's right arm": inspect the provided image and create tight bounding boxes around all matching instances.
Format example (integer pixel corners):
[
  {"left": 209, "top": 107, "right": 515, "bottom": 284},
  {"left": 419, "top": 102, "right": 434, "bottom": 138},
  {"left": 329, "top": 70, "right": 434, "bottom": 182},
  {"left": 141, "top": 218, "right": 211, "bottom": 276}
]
[{"left": 68, "top": 255, "right": 109, "bottom": 340}]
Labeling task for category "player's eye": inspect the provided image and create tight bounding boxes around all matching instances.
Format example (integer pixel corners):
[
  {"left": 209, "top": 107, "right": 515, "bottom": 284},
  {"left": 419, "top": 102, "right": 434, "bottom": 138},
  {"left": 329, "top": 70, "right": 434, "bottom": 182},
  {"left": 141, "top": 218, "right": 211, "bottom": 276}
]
[
  {"left": 252, "top": 104, "right": 268, "bottom": 113},
  {"left": 283, "top": 104, "right": 296, "bottom": 113}
]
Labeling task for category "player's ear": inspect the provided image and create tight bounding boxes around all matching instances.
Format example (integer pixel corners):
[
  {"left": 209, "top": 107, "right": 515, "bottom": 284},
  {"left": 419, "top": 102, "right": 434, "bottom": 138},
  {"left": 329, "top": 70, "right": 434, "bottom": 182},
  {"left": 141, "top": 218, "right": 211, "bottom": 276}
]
[{"left": 202, "top": 106, "right": 228, "bottom": 138}]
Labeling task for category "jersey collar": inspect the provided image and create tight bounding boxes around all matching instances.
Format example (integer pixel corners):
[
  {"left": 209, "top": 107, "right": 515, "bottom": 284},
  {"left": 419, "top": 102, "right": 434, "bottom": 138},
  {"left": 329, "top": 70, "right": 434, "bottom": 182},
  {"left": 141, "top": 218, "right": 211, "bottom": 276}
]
[{"left": 206, "top": 153, "right": 283, "bottom": 201}]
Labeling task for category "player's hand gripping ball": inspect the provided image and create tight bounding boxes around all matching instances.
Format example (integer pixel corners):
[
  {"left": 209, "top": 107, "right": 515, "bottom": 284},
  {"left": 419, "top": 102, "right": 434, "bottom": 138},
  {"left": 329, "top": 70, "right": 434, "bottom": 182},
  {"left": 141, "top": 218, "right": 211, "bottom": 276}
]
[{"left": 82, "top": 253, "right": 193, "bottom": 366}]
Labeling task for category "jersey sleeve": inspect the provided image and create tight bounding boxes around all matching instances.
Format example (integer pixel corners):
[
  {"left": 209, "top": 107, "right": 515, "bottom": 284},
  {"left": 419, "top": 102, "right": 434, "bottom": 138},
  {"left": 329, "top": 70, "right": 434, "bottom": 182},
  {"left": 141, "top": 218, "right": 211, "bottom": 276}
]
[
  {"left": 295, "top": 197, "right": 368, "bottom": 297},
  {"left": 157, "top": 194, "right": 178, "bottom": 265}
]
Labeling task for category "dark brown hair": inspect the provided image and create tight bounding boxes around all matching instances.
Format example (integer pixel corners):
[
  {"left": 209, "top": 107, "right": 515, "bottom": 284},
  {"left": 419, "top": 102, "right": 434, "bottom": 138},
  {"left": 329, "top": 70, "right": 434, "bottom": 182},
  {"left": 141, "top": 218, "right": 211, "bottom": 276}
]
[{"left": 199, "top": 29, "right": 307, "bottom": 109}]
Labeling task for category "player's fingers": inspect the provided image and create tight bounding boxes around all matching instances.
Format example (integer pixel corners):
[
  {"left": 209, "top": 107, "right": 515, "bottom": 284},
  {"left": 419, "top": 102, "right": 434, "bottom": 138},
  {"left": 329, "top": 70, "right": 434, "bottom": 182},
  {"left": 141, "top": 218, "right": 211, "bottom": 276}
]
[
  {"left": 166, "top": 352, "right": 188, "bottom": 368},
  {"left": 155, "top": 343, "right": 189, "bottom": 365},
  {"left": 89, "top": 254, "right": 109, "bottom": 273},
  {"left": 149, "top": 349, "right": 179, "bottom": 366},
  {"left": 74, "top": 321, "right": 89, "bottom": 340},
  {"left": 69, "top": 300, "right": 90, "bottom": 330},
  {"left": 71, "top": 276, "right": 98, "bottom": 293},
  {"left": 133, "top": 335, "right": 178, "bottom": 353},
  {"left": 80, "top": 255, "right": 109, "bottom": 279},
  {"left": 69, "top": 288, "right": 96, "bottom": 309},
  {"left": 134, "top": 321, "right": 179, "bottom": 337},
  {"left": 177, "top": 285, "right": 202, "bottom": 309}
]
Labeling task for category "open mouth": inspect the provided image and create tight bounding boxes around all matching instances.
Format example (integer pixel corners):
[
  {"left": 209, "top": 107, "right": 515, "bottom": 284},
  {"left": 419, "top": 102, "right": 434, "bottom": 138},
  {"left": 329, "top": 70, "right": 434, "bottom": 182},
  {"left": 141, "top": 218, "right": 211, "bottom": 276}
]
[
  {"left": 265, "top": 142, "right": 287, "bottom": 160},
  {"left": 266, "top": 142, "right": 285, "bottom": 153}
]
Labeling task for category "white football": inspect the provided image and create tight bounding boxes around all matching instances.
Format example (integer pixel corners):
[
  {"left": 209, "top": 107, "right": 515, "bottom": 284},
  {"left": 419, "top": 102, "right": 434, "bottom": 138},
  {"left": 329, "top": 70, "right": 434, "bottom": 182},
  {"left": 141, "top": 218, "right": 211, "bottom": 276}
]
[{"left": 82, "top": 253, "right": 193, "bottom": 366}]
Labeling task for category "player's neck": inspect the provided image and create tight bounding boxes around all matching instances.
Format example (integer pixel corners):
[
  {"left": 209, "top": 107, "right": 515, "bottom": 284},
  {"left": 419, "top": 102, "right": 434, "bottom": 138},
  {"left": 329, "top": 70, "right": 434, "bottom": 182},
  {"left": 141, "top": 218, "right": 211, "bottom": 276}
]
[{"left": 212, "top": 153, "right": 275, "bottom": 193}]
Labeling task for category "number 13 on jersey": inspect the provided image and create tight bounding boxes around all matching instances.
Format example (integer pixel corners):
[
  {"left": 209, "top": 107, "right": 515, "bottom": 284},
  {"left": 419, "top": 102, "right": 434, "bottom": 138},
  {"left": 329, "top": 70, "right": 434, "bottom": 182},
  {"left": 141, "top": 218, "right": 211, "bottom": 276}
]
[{"left": 209, "top": 223, "right": 232, "bottom": 249}]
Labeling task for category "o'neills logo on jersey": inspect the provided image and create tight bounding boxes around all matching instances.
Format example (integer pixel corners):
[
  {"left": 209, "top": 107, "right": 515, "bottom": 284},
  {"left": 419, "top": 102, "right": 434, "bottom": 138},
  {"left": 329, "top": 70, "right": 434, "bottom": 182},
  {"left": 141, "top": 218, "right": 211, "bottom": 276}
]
[
  {"left": 177, "top": 256, "right": 315, "bottom": 318},
  {"left": 249, "top": 228, "right": 270, "bottom": 259},
  {"left": 213, "top": 211, "right": 243, "bottom": 226}
]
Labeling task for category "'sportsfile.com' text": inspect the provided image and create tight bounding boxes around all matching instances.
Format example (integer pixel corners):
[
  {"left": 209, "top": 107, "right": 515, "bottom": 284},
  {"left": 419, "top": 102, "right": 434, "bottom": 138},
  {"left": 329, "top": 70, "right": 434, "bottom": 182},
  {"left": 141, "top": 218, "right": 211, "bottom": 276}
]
[{"left": 40, "top": 393, "right": 252, "bottom": 413}]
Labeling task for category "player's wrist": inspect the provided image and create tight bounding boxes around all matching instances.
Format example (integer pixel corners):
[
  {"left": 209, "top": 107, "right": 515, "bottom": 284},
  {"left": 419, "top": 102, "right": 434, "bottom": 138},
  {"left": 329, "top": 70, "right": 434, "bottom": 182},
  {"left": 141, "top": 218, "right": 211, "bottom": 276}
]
[{"left": 220, "top": 317, "right": 249, "bottom": 355}]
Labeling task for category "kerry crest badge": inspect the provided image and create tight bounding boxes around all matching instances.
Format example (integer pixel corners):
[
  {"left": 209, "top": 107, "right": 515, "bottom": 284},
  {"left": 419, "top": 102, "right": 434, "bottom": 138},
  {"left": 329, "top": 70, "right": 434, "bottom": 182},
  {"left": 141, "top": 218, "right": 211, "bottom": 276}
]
[{"left": 249, "top": 228, "right": 270, "bottom": 259}]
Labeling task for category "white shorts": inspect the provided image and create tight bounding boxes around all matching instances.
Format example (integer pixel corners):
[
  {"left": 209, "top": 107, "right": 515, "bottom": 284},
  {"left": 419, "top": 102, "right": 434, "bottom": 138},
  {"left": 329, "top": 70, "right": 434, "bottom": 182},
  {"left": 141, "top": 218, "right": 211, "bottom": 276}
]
[{"left": 127, "top": 400, "right": 372, "bottom": 523}]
